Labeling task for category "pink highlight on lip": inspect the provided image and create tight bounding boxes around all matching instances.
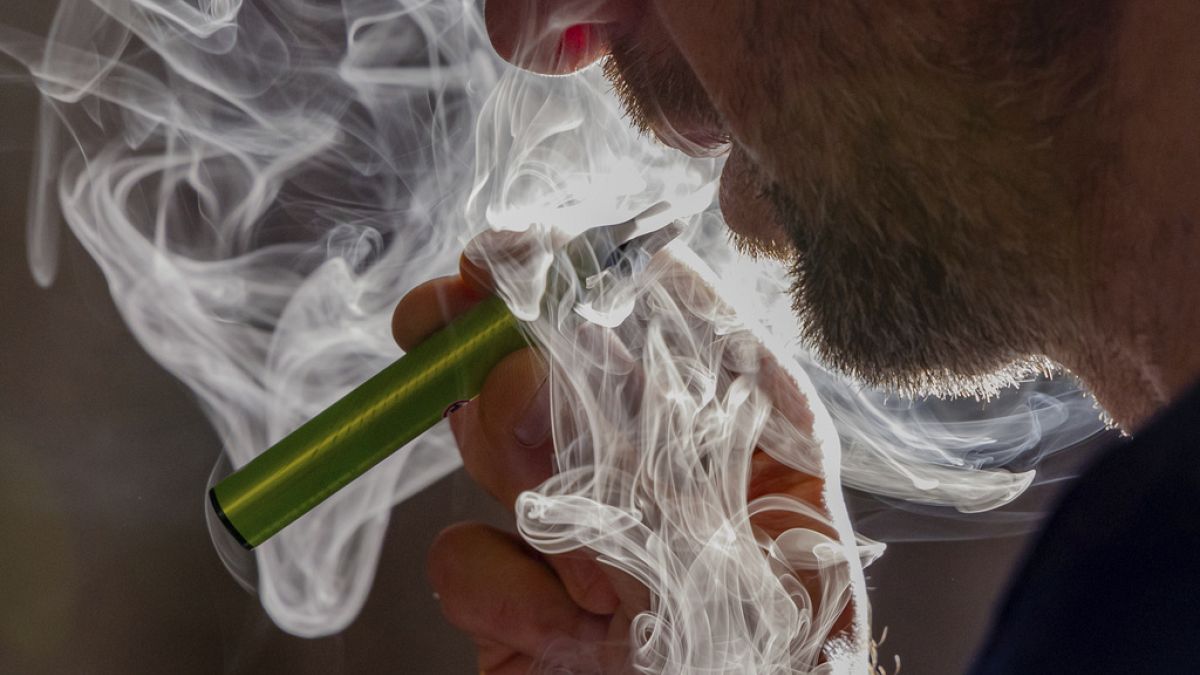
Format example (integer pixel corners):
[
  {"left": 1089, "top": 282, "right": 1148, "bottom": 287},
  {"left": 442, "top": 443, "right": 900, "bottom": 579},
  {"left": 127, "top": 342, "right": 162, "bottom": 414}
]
[
  {"left": 562, "top": 24, "right": 590, "bottom": 55},
  {"left": 557, "top": 23, "right": 594, "bottom": 71}
]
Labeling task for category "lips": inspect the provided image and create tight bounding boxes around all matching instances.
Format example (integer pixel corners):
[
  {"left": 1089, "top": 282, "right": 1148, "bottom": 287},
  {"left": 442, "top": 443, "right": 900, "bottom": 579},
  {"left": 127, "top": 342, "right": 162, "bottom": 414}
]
[
  {"left": 627, "top": 68, "right": 731, "bottom": 158},
  {"left": 651, "top": 119, "right": 731, "bottom": 158},
  {"left": 645, "top": 103, "right": 788, "bottom": 250},
  {"left": 607, "top": 38, "right": 786, "bottom": 250}
]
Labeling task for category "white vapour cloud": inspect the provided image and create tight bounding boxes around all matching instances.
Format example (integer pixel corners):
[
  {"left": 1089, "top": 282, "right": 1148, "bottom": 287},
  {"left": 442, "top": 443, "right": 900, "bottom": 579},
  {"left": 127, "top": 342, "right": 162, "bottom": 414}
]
[{"left": 3, "top": 0, "right": 1105, "bottom": 668}]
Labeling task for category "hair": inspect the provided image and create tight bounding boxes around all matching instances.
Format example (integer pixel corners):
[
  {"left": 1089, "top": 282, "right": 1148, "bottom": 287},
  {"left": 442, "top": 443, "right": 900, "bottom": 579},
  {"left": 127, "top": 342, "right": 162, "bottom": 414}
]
[{"left": 611, "top": 1, "right": 1119, "bottom": 398}]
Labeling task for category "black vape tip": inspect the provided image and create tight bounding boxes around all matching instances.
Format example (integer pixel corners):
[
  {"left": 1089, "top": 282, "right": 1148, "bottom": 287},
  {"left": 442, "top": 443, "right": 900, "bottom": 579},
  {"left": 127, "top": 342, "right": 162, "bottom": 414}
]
[{"left": 209, "top": 487, "right": 253, "bottom": 551}]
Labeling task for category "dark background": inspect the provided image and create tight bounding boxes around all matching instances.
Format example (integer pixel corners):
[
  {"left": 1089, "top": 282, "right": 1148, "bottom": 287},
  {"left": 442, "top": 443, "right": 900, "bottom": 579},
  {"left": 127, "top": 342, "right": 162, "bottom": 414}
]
[{"left": 1, "top": 3, "right": 1079, "bottom": 673}]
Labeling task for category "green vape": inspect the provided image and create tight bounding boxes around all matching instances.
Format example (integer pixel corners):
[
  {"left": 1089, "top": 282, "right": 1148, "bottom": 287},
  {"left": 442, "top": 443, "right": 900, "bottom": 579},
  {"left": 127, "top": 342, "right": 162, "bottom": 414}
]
[{"left": 209, "top": 217, "right": 679, "bottom": 549}]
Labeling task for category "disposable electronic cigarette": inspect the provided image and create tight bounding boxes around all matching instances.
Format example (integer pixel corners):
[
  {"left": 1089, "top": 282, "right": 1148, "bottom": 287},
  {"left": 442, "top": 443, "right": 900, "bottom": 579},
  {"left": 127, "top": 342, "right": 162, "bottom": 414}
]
[
  {"left": 209, "top": 295, "right": 527, "bottom": 548},
  {"left": 208, "top": 213, "right": 679, "bottom": 550}
]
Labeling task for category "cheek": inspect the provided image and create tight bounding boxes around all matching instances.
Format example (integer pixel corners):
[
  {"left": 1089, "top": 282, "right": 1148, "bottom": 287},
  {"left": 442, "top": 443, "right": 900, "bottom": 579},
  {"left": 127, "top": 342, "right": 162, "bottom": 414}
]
[{"left": 648, "top": 1, "right": 759, "bottom": 115}]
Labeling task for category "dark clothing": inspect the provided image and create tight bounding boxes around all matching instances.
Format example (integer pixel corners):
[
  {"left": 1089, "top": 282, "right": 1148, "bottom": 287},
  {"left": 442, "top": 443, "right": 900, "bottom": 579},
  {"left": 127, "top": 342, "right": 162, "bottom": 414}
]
[{"left": 969, "top": 382, "right": 1200, "bottom": 674}]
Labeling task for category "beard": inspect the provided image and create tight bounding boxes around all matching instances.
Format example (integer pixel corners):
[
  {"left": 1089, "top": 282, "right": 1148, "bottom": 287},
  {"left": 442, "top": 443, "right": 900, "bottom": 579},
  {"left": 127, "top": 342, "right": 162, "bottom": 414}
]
[
  {"left": 753, "top": 3, "right": 1120, "bottom": 398},
  {"left": 607, "top": 1, "right": 1119, "bottom": 398},
  {"left": 767, "top": 173, "right": 1062, "bottom": 399}
]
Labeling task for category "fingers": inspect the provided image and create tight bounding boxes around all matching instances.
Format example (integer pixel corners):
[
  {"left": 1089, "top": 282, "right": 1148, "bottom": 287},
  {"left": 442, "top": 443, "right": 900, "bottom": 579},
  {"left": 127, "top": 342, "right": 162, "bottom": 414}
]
[
  {"left": 398, "top": 257, "right": 632, "bottom": 660},
  {"left": 391, "top": 246, "right": 558, "bottom": 513},
  {"left": 392, "top": 252, "right": 553, "bottom": 511},
  {"left": 746, "top": 449, "right": 830, "bottom": 539},
  {"left": 391, "top": 275, "right": 486, "bottom": 351},
  {"left": 450, "top": 347, "right": 553, "bottom": 508},
  {"left": 391, "top": 255, "right": 495, "bottom": 352},
  {"left": 427, "top": 522, "right": 608, "bottom": 669},
  {"left": 440, "top": 337, "right": 635, "bottom": 617},
  {"left": 545, "top": 552, "right": 621, "bottom": 616},
  {"left": 458, "top": 252, "right": 495, "bottom": 297},
  {"left": 757, "top": 352, "right": 815, "bottom": 442},
  {"left": 443, "top": 339, "right": 634, "bottom": 618}
]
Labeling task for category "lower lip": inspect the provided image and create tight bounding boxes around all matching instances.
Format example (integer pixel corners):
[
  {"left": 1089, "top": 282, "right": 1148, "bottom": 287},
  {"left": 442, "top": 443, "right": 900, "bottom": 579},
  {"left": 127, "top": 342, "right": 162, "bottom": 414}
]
[
  {"left": 558, "top": 24, "right": 602, "bottom": 72},
  {"left": 678, "top": 130, "right": 731, "bottom": 157}
]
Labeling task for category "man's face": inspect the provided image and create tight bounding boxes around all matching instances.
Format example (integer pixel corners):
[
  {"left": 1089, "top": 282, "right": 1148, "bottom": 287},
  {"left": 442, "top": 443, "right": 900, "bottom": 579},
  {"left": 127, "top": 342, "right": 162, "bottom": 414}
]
[{"left": 486, "top": 1, "right": 1118, "bottom": 397}]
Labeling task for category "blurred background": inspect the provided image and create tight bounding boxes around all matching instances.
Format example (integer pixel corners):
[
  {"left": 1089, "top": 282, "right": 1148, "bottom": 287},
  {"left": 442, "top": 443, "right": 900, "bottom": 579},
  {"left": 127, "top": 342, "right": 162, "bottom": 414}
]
[{"left": 0, "top": 2, "right": 1106, "bottom": 673}]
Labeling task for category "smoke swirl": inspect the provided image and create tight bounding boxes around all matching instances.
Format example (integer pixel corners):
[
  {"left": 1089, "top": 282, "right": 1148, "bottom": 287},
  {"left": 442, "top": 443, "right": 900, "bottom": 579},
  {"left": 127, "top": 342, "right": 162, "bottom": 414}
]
[{"left": 2, "top": 0, "right": 1104, "bottom": 669}]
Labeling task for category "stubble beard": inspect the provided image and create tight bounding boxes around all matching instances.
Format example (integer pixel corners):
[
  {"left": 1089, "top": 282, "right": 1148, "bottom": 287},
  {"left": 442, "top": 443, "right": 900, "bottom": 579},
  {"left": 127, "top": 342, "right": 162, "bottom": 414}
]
[
  {"left": 754, "top": 4, "right": 1117, "bottom": 398},
  {"left": 607, "top": 2, "right": 1117, "bottom": 399},
  {"left": 768, "top": 178, "right": 1065, "bottom": 399}
]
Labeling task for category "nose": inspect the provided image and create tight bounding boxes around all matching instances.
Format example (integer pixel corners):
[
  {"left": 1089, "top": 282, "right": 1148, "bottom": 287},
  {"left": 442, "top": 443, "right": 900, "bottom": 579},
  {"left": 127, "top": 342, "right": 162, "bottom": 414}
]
[{"left": 483, "top": 0, "right": 638, "bottom": 75}]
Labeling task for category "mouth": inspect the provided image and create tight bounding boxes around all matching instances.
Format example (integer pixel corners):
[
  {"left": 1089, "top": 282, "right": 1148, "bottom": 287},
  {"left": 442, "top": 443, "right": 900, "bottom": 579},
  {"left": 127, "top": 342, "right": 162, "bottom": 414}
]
[
  {"left": 601, "top": 39, "right": 731, "bottom": 160},
  {"left": 601, "top": 38, "right": 787, "bottom": 251},
  {"left": 637, "top": 77, "right": 732, "bottom": 158},
  {"left": 649, "top": 106, "right": 790, "bottom": 255},
  {"left": 648, "top": 114, "right": 731, "bottom": 158},
  {"left": 634, "top": 85, "right": 789, "bottom": 253}
]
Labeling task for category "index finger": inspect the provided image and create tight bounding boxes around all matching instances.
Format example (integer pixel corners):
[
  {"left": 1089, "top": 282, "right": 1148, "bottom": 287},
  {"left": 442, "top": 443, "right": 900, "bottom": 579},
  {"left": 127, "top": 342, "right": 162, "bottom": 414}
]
[{"left": 391, "top": 254, "right": 495, "bottom": 352}]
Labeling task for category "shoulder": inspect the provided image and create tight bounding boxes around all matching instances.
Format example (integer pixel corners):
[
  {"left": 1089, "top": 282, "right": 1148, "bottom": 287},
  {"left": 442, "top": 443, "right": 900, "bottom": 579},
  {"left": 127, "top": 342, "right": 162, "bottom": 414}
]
[{"left": 969, "top": 381, "right": 1200, "bottom": 674}]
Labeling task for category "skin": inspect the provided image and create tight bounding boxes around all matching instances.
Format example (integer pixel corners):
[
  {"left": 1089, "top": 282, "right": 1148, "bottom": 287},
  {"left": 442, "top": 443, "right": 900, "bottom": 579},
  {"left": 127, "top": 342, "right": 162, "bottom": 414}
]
[
  {"left": 395, "top": 1, "right": 1200, "bottom": 671},
  {"left": 395, "top": 256, "right": 837, "bottom": 673}
]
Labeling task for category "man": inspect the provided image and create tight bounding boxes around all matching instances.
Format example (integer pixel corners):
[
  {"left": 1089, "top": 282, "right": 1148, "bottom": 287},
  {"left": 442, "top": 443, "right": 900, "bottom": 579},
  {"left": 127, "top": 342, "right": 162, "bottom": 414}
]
[{"left": 395, "top": 1, "right": 1200, "bottom": 672}]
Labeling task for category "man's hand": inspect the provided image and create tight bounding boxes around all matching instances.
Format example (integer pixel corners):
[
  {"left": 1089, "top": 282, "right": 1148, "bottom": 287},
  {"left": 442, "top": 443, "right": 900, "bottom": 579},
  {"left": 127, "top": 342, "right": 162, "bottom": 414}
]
[{"left": 394, "top": 254, "right": 849, "bottom": 673}]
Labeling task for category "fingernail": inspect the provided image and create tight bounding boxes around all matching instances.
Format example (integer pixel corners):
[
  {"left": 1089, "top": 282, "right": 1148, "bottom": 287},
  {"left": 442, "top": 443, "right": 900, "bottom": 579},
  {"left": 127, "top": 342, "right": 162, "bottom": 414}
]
[{"left": 514, "top": 375, "right": 551, "bottom": 447}]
